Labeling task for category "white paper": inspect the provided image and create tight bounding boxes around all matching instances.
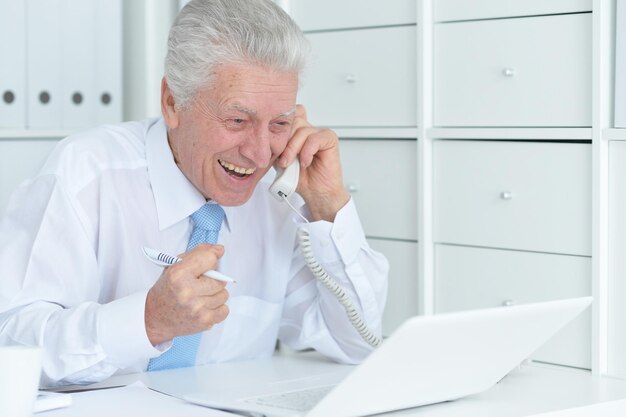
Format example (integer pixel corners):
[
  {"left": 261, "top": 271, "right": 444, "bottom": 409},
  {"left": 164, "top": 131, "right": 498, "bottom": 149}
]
[
  {"left": 41, "top": 382, "right": 239, "bottom": 417},
  {"left": 34, "top": 391, "right": 72, "bottom": 413}
]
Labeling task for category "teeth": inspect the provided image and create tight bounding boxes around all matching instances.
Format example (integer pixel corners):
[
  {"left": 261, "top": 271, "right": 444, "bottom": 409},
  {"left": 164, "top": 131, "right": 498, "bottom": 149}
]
[{"left": 219, "top": 160, "right": 255, "bottom": 175}]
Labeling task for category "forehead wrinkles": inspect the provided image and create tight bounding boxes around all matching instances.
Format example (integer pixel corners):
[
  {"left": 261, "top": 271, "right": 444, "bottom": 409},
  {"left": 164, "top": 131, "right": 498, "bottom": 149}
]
[
  {"left": 221, "top": 72, "right": 298, "bottom": 97},
  {"left": 194, "top": 85, "right": 296, "bottom": 119},
  {"left": 203, "top": 69, "right": 298, "bottom": 116},
  {"left": 223, "top": 84, "right": 298, "bottom": 101}
]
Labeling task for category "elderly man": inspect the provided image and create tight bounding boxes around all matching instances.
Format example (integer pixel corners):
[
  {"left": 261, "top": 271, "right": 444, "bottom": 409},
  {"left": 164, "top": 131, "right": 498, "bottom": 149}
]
[{"left": 0, "top": 0, "right": 388, "bottom": 386}]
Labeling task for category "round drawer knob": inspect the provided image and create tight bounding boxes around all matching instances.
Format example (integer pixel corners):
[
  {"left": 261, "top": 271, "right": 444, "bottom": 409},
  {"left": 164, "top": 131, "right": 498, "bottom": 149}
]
[
  {"left": 101, "top": 92, "right": 112, "bottom": 105},
  {"left": 3, "top": 90, "right": 15, "bottom": 104},
  {"left": 502, "top": 299, "right": 515, "bottom": 307},
  {"left": 500, "top": 191, "right": 513, "bottom": 200},
  {"left": 502, "top": 68, "right": 516, "bottom": 77},
  {"left": 346, "top": 184, "right": 359, "bottom": 193},
  {"left": 39, "top": 91, "right": 51, "bottom": 105},
  {"left": 72, "top": 92, "right": 83, "bottom": 105},
  {"left": 345, "top": 74, "right": 357, "bottom": 83}
]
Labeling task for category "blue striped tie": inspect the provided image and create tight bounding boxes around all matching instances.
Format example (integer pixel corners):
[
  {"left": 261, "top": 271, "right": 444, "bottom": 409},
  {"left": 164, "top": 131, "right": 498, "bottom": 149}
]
[{"left": 147, "top": 203, "right": 225, "bottom": 371}]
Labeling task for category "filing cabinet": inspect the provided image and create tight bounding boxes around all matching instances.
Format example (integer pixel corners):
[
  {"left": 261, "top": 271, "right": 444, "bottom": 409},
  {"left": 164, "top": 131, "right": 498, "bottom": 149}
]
[
  {"left": 298, "top": 26, "right": 417, "bottom": 128},
  {"left": 429, "top": 3, "right": 593, "bottom": 370},
  {"left": 435, "top": 244, "right": 591, "bottom": 369},
  {"left": 433, "top": 140, "right": 591, "bottom": 256},
  {"left": 434, "top": 13, "right": 592, "bottom": 127},
  {"left": 340, "top": 139, "right": 417, "bottom": 241},
  {"left": 292, "top": 0, "right": 601, "bottom": 370}
]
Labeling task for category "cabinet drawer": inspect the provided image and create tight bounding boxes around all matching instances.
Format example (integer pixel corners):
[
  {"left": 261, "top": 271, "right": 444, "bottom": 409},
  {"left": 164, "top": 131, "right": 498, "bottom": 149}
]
[
  {"left": 340, "top": 139, "right": 417, "bottom": 240},
  {"left": 368, "top": 239, "right": 418, "bottom": 336},
  {"left": 289, "top": 0, "right": 415, "bottom": 31},
  {"left": 434, "top": 0, "right": 591, "bottom": 22},
  {"left": 433, "top": 140, "right": 591, "bottom": 256},
  {"left": 435, "top": 244, "right": 591, "bottom": 369},
  {"left": 299, "top": 26, "right": 417, "bottom": 128},
  {"left": 434, "top": 13, "right": 591, "bottom": 127}
]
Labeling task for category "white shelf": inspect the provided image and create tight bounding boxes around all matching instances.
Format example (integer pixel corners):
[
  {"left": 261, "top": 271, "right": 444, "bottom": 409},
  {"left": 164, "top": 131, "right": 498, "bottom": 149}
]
[
  {"left": 603, "top": 128, "right": 626, "bottom": 141},
  {"left": 428, "top": 127, "right": 592, "bottom": 140},
  {"left": 0, "top": 129, "right": 74, "bottom": 139}
]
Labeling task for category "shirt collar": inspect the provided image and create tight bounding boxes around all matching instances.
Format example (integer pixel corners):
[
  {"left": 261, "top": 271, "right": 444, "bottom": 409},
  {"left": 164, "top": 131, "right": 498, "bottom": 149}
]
[{"left": 146, "top": 118, "right": 233, "bottom": 232}]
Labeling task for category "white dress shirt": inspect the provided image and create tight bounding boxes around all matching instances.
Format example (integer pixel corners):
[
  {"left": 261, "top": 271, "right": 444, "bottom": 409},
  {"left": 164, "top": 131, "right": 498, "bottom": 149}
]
[{"left": 0, "top": 118, "right": 388, "bottom": 387}]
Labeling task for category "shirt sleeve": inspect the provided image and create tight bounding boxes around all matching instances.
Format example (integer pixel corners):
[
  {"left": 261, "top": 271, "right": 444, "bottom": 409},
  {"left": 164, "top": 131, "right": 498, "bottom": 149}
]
[
  {"left": 0, "top": 175, "right": 160, "bottom": 387},
  {"left": 278, "top": 198, "right": 389, "bottom": 364}
]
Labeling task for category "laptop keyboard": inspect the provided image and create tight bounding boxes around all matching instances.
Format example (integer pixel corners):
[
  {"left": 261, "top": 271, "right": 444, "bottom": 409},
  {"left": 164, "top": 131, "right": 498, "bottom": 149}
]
[{"left": 242, "top": 385, "right": 335, "bottom": 412}]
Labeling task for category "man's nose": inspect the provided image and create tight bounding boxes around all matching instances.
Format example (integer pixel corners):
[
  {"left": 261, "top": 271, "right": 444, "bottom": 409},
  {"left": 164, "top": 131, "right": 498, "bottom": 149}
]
[{"left": 240, "top": 125, "right": 273, "bottom": 168}]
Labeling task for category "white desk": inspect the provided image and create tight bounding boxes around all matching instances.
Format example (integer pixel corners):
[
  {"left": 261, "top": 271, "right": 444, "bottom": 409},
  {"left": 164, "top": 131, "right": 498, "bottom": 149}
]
[{"left": 45, "top": 353, "right": 626, "bottom": 417}]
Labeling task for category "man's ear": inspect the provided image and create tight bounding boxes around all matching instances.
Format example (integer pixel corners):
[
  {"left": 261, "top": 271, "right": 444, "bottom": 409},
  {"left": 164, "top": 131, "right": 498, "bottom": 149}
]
[{"left": 161, "top": 77, "right": 180, "bottom": 129}]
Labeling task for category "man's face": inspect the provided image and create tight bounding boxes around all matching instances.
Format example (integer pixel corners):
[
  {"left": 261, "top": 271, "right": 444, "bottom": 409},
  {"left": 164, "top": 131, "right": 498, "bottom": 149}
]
[{"left": 163, "top": 63, "right": 299, "bottom": 206}]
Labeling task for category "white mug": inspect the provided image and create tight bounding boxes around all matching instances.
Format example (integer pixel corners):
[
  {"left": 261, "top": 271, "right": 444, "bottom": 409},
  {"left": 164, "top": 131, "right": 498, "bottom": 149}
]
[{"left": 0, "top": 345, "right": 42, "bottom": 417}]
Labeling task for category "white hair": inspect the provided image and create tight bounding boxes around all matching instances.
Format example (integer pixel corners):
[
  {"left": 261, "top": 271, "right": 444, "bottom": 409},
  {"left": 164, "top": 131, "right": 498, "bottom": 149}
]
[{"left": 165, "top": 0, "right": 310, "bottom": 109}]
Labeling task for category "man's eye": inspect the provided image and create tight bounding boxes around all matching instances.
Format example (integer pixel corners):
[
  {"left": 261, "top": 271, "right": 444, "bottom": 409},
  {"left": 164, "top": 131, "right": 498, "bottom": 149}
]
[
  {"left": 270, "top": 122, "right": 290, "bottom": 134},
  {"left": 272, "top": 121, "right": 291, "bottom": 129},
  {"left": 225, "top": 118, "right": 247, "bottom": 128}
]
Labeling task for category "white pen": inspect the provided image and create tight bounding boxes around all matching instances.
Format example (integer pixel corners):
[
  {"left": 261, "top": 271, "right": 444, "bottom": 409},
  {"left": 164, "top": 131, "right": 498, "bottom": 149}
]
[{"left": 142, "top": 247, "right": 236, "bottom": 283}]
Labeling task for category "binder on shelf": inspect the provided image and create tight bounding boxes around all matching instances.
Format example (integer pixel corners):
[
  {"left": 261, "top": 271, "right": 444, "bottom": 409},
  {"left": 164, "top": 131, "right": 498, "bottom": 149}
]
[
  {"left": 61, "top": 0, "right": 97, "bottom": 128},
  {"left": 616, "top": 0, "right": 626, "bottom": 128},
  {"left": 27, "top": 0, "right": 63, "bottom": 129},
  {"left": 0, "top": 0, "right": 26, "bottom": 129},
  {"left": 94, "top": 0, "right": 123, "bottom": 125}
]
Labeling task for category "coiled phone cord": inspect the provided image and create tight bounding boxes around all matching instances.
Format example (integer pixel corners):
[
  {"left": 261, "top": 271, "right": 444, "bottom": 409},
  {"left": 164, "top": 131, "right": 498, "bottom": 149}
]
[
  {"left": 297, "top": 227, "right": 382, "bottom": 348},
  {"left": 282, "top": 195, "right": 383, "bottom": 347},
  {"left": 281, "top": 194, "right": 382, "bottom": 348}
]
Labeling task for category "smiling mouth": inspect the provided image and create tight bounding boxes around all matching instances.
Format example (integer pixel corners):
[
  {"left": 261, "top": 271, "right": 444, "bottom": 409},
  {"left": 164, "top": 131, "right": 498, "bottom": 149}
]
[{"left": 219, "top": 159, "right": 256, "bottom": 178}]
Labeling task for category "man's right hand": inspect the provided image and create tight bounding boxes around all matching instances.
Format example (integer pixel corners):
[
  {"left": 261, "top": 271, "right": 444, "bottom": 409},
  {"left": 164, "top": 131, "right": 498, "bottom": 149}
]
[{"left": 144, "top": 244, "right": 230, "bottom": 346}]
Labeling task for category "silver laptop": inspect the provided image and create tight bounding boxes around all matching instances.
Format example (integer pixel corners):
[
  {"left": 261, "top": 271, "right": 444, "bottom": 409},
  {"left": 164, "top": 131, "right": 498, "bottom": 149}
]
[{"left": 176, "top": 297, "right": 592, "bottom": 417}]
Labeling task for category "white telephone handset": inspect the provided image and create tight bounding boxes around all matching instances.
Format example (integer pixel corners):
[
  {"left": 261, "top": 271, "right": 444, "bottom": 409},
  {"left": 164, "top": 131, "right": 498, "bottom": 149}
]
[
  {"left": 269, "top": 158, "right": 300, "bottom": 201},
  {"left": 269, "top": 157, "right": 382, "bottom": 348}
]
